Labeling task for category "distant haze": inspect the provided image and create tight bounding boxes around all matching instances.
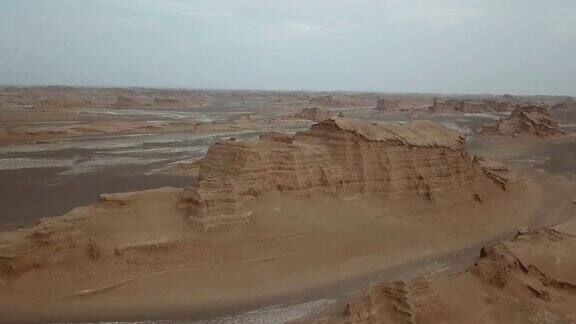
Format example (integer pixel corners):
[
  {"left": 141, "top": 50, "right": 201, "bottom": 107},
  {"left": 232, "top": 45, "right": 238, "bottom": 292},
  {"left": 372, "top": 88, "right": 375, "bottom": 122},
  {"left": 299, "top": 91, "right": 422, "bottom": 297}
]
[{"left": 1, "top": 0, "right": 575, "bottom": 95}]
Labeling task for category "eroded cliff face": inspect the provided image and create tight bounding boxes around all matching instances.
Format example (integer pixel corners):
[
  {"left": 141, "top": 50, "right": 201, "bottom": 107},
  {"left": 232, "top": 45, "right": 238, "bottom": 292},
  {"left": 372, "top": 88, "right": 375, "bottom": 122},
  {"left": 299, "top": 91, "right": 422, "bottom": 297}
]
[
  {"left": 315, "top": 219, "right": 576, "bottom": 323},
  {"left": 181, "top": 118, "right": 484, "bottom": 229},
  {"left": 482, "top": 105, "right": 564, "bottom": 138}
]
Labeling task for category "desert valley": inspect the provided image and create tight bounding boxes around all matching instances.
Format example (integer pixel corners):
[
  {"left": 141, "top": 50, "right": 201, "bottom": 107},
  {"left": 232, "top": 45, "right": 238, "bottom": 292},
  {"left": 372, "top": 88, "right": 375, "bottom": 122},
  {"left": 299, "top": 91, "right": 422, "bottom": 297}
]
[{"left": 1, "top": 87, "right": 576, "bottom": 322}]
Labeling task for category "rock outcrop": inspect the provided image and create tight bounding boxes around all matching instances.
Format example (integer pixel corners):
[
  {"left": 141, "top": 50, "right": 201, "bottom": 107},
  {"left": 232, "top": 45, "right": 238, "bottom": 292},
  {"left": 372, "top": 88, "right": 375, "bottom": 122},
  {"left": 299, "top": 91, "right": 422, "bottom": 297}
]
[
  {"left": 481, "top": 105, "right": 564, "bottom": 138},
  {"left": 181, "top": 118, "right": 485, "bottom": 229},
  {"left": 115, "top": 96, "right": 142, "bottom": 109},
  {"left": 374, "top": 98, "right": 401, "bottom": 112},
  {"left": 308, "top": 95, "right": 346, "bottom": 108},
  {"left": 430, "top": 98, "right": 491, "bottom": 113},
  {"left": 154, "top": 97, "right": 185, "bottom": 108},
  {"left": 552, "top": 97, "right": 576, "bottom": 110},
  {"left": 294, "top": 107, "right": 332, "bottom": 122},
  {"left": 314, "top": 219, "right": 576, "bottom": 323}
]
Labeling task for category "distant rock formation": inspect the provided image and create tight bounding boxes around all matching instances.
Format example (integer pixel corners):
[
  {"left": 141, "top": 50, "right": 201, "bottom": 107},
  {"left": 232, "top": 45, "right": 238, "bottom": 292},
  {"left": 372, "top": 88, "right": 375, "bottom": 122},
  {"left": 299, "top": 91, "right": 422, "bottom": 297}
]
[
  {"left": 314, "top": 218, "right": 576, "bottom": 323},
  {"left": 115, "top": 96, "right": 142, "bottom": 109},
  {"left": 481, "top": 106, "right": 564, "bottom": 138},
  {"left": 430, "top": 97, "right": 524, "bottom": 114},
  {"left": 552, "top": 97, "right": 576, "bottom": 110},
  {"left": 374, "top": 98, "right": 401, "bottom": 112},
  {"left": 308, "top": 95, "right": 346, "bottom": 108},
  {"left": 294, "top": 107, "right": 332, "bottom": 122},
  {"left": 181, "top": 118, "right": 486, "bottom": 229},
  {"left": 430, "top": 98, "right": 492, "bottom": 113},
  {"left": 154, "top": 97, "right": 185, "bottom": 108}
]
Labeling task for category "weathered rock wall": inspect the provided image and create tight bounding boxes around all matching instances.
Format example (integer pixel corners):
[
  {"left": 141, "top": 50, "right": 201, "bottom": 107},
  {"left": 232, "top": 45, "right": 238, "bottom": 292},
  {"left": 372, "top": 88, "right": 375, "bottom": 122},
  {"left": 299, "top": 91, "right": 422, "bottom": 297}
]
[{"left": 182, "top": 118, "right": 483, "bottom": 229}]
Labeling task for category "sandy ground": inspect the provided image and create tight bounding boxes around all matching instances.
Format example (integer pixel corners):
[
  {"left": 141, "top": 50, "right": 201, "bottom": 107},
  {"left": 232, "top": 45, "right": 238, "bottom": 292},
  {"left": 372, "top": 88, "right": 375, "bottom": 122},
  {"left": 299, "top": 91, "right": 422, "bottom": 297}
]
[{"left": 1, "top": 91, "right": 576, "bottom": 323}]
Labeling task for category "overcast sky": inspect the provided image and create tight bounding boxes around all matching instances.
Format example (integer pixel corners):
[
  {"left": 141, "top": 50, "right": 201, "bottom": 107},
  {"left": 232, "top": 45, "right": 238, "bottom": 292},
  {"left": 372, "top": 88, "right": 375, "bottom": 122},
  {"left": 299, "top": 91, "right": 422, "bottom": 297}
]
[{"left": 1, "top": 0, "right": 575, "bottom": 95}]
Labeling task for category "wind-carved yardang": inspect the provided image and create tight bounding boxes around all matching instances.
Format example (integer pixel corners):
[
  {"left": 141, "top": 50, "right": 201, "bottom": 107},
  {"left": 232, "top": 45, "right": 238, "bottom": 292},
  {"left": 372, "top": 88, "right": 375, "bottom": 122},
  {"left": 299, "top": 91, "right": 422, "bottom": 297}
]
[{"left": 181, "top": 118, "right": 485, "bottom": 230}]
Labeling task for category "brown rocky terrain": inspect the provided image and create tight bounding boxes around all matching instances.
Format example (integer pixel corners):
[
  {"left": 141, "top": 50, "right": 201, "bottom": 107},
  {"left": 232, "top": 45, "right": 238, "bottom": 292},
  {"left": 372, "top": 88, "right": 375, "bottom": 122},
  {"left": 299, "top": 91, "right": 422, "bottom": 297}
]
[
  {"left": 373, "top": 98, "right": 401, "bottom": 112},
  {"left": 313, "top": 218, "right": 576, "bottom": 323},
  {"left": 481, "top": 106, "right": 565, "bottom": 138},
  {"left": 307, "top": 95, "right": 347, "bottom": 108},
  {"left": 429, "top": 97, "right": 519, "bottom": 114},
  {"left": 181, "top": 118, "right": 492, "bottom": 229},
  {"left": 294, "top": 107, "right": 333, "bottom": 122},
  {"left": 115, "top": 95, "right": 144, "bottom": 109},
  {"left": 552, "top": 97, "right": 576, "bottom": 110}
]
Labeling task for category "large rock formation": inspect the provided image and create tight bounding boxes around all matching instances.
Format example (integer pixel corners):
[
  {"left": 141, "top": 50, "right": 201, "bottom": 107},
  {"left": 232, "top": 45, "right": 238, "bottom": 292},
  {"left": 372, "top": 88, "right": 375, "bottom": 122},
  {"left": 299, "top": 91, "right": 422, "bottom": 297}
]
[
  {"left": 374, "top": 98, "right": 401, "bottom": 112},
  {"left": 552, "top": 97, "right": 576, "bottom": 110},
  {"left": 482, "top": 105, "right": 564, "bottom": 138},
  {"left": 294, "top": 107, "right": 332, "bottom": 122},
  {"left": 181, "top": 118, "right": 485, "bottom": 229},
  {"left": 314, "top": 218, "right": 576, "bottom": 323},
  {"left": 430, "top": 98, "right": 492, "bottom": 113},
  {"left": 308, "top": 95, "right": 346, "bottom": 108}
]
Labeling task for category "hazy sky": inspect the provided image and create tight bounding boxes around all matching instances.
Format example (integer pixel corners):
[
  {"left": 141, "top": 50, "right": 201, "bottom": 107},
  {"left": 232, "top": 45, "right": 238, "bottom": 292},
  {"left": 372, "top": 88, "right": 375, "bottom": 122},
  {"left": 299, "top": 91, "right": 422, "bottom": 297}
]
[{"left": 1, "top": 0, "right": 575, "bottom": 95}]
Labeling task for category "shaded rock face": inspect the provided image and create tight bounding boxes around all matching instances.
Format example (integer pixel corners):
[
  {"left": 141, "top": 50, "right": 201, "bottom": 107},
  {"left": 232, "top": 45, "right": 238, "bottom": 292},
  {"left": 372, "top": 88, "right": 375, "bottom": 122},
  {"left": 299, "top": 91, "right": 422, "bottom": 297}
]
[
  {"left": 308, "top": 95, "right": 346, "bottom": 108},
  {"left": 115, "top": 96, "right": 142, "bottom": 109},
  {"left": 181, "top": 118, "right": 483, "bottom": 229},
  {"left": 482, "top": 105, "right": 564, "bottom": 138},
  {"left": 374, "top": 98, "right": 401, "bottom": 112},
  {"left": 552, "top": 97, "right": 576, "bottom": 110},
  {"left": 315, "top": 219, "right": 576, "bottom": 323},
  {"left": 294, "top": 107, "right": 332, "bottom": 122}
]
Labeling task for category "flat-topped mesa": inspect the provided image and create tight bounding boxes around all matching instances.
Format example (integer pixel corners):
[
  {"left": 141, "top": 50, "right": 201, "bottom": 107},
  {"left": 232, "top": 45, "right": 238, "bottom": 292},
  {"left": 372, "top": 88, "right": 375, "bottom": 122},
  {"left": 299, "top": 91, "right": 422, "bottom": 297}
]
[
  {"left": 181, "top": 118, "right": 483, "bottom": 230},
  {"left": 294, "top": 107, "right": 332, "bottom": 122},
  {"left": 374, "top": 98, "right": 401, "bottom": 112},
  {"left": 482, "top": 105, "right": 564, "bottom": 138}
]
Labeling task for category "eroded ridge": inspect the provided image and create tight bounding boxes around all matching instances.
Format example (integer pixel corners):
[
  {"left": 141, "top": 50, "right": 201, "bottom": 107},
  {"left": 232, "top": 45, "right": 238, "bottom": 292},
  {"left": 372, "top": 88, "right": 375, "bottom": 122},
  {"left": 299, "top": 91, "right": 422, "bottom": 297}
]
[{"left": 182, "top": 118, "right": 483, "bottom": 229}]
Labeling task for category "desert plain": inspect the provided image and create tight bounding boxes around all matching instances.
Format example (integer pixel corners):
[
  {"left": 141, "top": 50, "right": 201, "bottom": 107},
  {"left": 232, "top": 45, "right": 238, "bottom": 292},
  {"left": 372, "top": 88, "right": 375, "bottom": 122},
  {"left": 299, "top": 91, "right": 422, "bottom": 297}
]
[{"left": 1, "top": 87, "right": 576, "bottom": 323}]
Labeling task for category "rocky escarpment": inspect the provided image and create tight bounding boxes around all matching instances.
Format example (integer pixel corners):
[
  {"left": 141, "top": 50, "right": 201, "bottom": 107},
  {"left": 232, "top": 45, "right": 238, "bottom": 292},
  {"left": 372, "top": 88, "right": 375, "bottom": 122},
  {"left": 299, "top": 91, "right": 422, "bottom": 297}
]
[
  {"left": 314, "top": 219, "right": 576, "bottom": 323},
  {"left": 481, "top": 105, "right": 564, "bottom": 138},
  {"left": 374, "top": 98, "right": 401, "bottom": 112},
  {"left": 181, "top": 118, "right": 486, "bottom": 229},
  {"left": 294, "top": 107, "right": 332, "bottom": 122}
]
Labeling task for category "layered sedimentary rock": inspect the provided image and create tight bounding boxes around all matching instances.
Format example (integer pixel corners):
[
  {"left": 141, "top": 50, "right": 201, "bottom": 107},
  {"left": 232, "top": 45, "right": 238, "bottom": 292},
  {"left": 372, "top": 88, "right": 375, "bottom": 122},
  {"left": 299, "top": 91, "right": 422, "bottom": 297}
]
[
  {"left": 308, "top": 95, "right": 346, "bottom": 108},
  {"left": 314, "top": 219, "right": 576, "bottom": 323},
  {"left": 482, "top": 105, "right": 564, "bottom": 138},
  {"left": 294, "top": 107, "right": 332, "bottom": 122},
  {"left": 552, "top": 97, "right": 576, "bottom": 110},
  {"left": 181, "top": 118, "right": 484, "bottom": 229},
  {"left": 374, "top": 98, "right": 401, "bottom": 112}
]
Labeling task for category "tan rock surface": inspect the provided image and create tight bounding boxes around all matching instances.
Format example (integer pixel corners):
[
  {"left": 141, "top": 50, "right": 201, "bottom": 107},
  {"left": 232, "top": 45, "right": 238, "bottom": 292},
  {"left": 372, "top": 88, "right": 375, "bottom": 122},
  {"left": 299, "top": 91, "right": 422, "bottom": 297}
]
[
  {"left": 482, "top": 105, "right": 565, "bottom": 138},
  {"left": 294, "top": 107, "right": 333, "bottom": 122},
  {"left": 373, "top": 98, "right": 401, "bottom": 112},
  {"left": 181, "top": 118, "right": 485, "bottom": 229},
  {"left": 314, "top": 218, "right": 576, "bottom": 323}
]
